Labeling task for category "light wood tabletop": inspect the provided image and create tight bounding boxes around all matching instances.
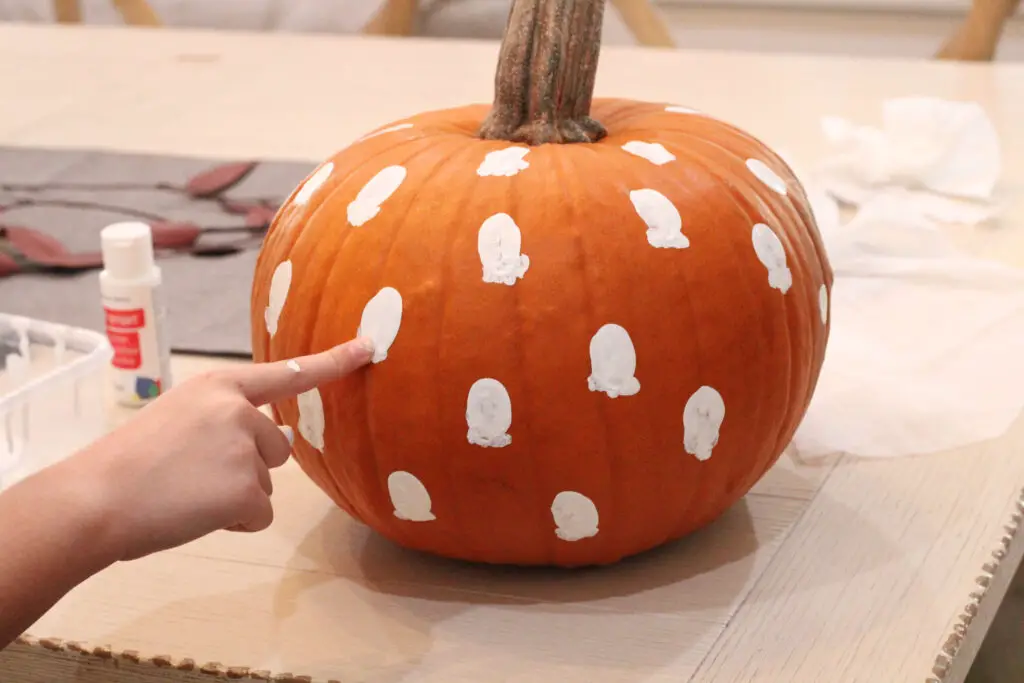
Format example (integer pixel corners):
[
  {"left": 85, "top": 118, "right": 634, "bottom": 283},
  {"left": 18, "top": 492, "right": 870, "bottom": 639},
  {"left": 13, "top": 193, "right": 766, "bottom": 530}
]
[{"left": 2, "top": 21, "right": 1024, "bottom": 683}]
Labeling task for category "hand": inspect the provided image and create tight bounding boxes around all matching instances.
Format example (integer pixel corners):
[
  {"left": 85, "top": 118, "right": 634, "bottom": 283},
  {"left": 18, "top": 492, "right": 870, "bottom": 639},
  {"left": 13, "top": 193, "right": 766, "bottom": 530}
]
[{"left": 68, "top": 337, "right": 374, "bottom": 562}]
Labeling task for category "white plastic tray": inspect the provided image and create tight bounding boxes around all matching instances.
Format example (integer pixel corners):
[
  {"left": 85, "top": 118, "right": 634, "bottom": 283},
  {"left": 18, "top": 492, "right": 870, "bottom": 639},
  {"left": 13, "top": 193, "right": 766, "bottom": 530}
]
[{"left": 0, "top": 313, "right": 112, "bottom": 490}]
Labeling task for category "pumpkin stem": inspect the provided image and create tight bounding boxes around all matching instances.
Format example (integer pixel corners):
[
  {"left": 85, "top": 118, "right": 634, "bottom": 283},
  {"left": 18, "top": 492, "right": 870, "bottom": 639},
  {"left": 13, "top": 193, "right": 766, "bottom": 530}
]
[{"left": 478, "top": 0, "right": 608, "bottom": 145}]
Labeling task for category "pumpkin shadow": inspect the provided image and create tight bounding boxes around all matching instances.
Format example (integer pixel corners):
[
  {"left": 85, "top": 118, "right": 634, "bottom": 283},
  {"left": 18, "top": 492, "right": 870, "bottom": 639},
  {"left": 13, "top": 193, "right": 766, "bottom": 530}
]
[{"left": 297, "top": 497, "right": 763, "bottom": 612}]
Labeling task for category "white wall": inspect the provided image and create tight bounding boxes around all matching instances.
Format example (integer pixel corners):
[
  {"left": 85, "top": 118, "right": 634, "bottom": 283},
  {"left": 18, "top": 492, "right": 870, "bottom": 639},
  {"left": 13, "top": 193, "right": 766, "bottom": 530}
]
[{"left": 2, "top": 0, "right": 1022, "bottom": 61}]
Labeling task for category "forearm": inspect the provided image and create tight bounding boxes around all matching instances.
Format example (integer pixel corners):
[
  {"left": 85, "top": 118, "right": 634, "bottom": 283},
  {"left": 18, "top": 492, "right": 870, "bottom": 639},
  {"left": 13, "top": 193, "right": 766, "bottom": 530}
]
[{"left": 0, "top": 454, "right": 120, "bottom": 649}]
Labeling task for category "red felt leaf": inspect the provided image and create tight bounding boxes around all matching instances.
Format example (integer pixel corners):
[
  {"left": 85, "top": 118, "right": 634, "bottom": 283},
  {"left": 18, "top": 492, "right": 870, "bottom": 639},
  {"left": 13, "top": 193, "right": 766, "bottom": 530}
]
[
  {"left": 0, "top": 225, "right": 105, "bottom": 271},
  {"left": 1, "top": 225, "right": 69, "bottom": 263},
  {"left": 150, "top": 221, "right": 203, "bottom": 250},
  {"left": 219, "top": 198, "right": 256, "bottom": 215},
  {"left": 244, "top": 204, "right": 278, "bottom": 228},
  {"left": 185, "top": 161, "right": 258, "bottom": 199}
]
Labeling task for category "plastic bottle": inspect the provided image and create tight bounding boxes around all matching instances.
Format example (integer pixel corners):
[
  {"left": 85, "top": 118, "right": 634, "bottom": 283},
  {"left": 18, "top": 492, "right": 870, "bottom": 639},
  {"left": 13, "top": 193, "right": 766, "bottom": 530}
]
[{"left": 98, "top": 221, "right": 173, "bottom": 406}]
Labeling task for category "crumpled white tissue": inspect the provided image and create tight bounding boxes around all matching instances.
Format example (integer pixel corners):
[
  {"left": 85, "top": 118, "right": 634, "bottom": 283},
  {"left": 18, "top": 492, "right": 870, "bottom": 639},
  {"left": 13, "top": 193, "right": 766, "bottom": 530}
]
[
  {"left": 814, "top": 96, "right": 1003, "bottom": 226},
  {"left": 790, "top": 193, "right": 1024, "bottom": 459}
]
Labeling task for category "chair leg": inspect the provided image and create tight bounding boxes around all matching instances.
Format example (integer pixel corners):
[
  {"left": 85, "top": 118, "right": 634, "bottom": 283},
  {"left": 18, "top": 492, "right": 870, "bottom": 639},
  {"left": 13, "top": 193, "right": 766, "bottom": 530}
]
[
  {"left": 936, "top": 0, "right": 1020, "bottom": 61},
  {"left": 364, "top": 0, "right": 419, "bottom": 36},
  {"left": 53, "top": 0, "right": 82, "bottom": 23},
  {"left": 610, "top": 0, "right": 676, "bottom": 48},
  {"left": 111, "top": 0, "right": 162, "bottom": 27}
]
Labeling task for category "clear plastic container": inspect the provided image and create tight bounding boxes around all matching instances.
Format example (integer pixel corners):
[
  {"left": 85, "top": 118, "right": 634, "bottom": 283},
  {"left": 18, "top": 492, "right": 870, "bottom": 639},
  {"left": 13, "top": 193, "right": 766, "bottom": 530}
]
[{"left": 0, "top": 313, "right": 112, "bottom": 490}]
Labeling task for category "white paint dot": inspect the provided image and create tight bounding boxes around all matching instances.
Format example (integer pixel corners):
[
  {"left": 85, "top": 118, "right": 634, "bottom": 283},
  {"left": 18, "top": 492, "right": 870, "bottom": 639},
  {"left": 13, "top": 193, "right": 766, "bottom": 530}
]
[
  {"left": 477, "top": 213, "right": 530, "bottom": 286},
  {"left": 466, "top": 378, "right": 512, "bottom": 448},
  {"left": 294, "top": 162, "right": 334, "bottom": 206},
  {"left": 746, "top": 158, "right": 788, "bottom": 196},
  {"left": 297, "top": 387, "right": 325, "bottom": 452},
  {"left": 819, "top": 284, "right": 829, "bottom": 325},
  {"left": 551, "top": 491, "right": 599, "bottom": 542},
  {"left": 388, "top": 471, "right": 436, "bottom": 522},
  {"left": 264, "top": 260, "right": 292, "bottom": 338},
  {"left": 683, "top": 386, "right": 725, "bottom": 462},
  {"left": 357, "top": 286, "right": 403, "bottom": 363},
  {"left": 347, "top": 165, "right": 407, "bottom": 227},
  {"left": 621, "top": 141, "right": 676, "bottom": 166},
  {"left": 751, "top": 223, "right": 793, "bottom": 294},
  {"left": 357, "top": 122, "right": 413, "bottom": 142},
  {"left": 665, "top": 105, "right": 700, "bottom": 114},
  {"left": 477, "top": 147, "right": 530, "bottom": 177},
  {"left": 287, "top": 359, "right": 300, "bottom": 373},
  {"left": 629, "top": 188, "right": 690, "bottom": 249},
  {"left": 587, "top": 323, "right": 640, "bottom": 398}
]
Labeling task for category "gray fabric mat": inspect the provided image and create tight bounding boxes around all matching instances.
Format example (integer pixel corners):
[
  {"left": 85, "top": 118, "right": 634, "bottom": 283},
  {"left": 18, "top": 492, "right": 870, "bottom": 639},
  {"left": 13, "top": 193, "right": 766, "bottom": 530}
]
[{"left": 0, "top": 147, "right": 316, "bottom": 357}]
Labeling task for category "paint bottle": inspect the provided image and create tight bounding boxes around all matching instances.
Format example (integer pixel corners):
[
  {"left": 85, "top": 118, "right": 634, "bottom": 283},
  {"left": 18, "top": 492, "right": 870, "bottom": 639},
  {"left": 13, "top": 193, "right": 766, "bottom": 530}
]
[{"left": 98, "top": 221, "right": 173, "bottom": 407}]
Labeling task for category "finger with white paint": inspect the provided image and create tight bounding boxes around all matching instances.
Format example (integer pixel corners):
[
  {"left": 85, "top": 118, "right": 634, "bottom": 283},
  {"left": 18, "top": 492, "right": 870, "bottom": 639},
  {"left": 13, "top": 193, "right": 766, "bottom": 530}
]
[{"left": 229, "top": 337, "right": 376, "bottom": 408}]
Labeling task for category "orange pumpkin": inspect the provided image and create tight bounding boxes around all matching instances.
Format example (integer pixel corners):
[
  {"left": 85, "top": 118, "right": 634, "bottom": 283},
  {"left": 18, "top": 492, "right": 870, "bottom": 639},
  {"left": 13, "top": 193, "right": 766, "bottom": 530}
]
[{"left": 250, "top": 0, "right": 831, "bottom": 567}]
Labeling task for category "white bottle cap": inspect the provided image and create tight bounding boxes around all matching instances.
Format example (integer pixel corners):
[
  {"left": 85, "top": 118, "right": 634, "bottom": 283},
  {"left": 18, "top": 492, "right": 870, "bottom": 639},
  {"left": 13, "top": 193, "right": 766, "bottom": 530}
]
[{"left": 100, "top": 221, "right": 156, "bottom": 280}]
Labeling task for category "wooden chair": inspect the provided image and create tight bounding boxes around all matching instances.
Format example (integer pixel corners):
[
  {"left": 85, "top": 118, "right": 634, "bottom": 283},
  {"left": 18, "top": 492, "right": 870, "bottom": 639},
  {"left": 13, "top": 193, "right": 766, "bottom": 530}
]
[
  {"left": 936, "top": 0, "right": 1020, "bottom": 61},
  {"left": 364, "top": 0, "right": 676, "bottom": 47},
  {"left": 53, "top": 0, "right": 161, "bottom": 26}
]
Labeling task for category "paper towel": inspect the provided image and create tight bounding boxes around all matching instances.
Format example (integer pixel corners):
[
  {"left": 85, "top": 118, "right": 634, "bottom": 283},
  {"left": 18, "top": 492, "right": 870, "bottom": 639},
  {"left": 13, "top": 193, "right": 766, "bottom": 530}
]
[
  {"left": 788, "top": 181, "right": 1024, "bottom": 459},
  {"left": 813, "top": 96, "right": 1004, "bottom": 227}
]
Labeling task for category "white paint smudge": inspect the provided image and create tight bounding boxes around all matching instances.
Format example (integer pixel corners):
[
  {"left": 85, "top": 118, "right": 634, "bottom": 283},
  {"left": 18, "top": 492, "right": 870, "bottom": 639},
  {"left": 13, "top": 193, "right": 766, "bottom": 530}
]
[
  {"left": 665, "top": 105, "right": 700, "bottom": 114},
  {"left": 621, "top": 141, "right": 676, "bottom": 166},
  {"left": 357, "top": 286, "right": 403, "bottom": 363},
  {"left": 746, "top": 158, "right": 788, "bottom": 196},
  {"left": 819, "top": 284, "right": 829, "bottom": 325},
  {"left": 477, "top": 147, "right": 530, "bottom": 177},
  {"left": 629, "top": 188, "right": 690, "bottom": 249},
  {"left": 683, "top": 386, "right": 725, "bottom": 462},
  {"left": 297, "top": 387, "right": 325, "bottom": 452},
  {"left": 388, "top": 471, "right": 436, "bottom": 522},
  {"left": 477, "top": 213, "right": 530, "bottom": 285},
  {"left": 587, "top": 324, "right": 640, "bottom": 398},
  {"left": 287, "top": 359, "right": 300, "bottom": 373},
  {"left": 358, "top": 122, "right": 413, "bottom": 142},
  {"left": 751, "top": 223, "right": 793, "bottom": 294},
  {"left": 294, "top": 162, "right": 334, "bottom": 206},
  {"left": 264, "top": 260, "right": 292, "bottom": 338},
  {"left": 466, "top": 378, "right": 512, "bottom": 448},
  {"left": 347, "top": 165, "right": 407, "bottom": 227},
  {"left": 551, "top": 491, "right": 599, "bottom": 542},
  {"left": 280, "top": 425, "right": 295, "bottom": 445}
]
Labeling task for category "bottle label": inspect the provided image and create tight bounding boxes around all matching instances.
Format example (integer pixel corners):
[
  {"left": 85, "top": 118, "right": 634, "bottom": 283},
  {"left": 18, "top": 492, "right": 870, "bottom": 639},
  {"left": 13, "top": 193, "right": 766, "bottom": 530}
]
[{"left": 102, "top": 285, "right": 172, "bottom": 404}]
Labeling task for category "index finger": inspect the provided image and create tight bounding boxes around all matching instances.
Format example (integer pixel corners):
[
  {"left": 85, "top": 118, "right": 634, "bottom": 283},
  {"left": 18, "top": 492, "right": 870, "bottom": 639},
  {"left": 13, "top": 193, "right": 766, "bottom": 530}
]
[{"left": 230, "top": 337, "right": 376, "bottom": 406}]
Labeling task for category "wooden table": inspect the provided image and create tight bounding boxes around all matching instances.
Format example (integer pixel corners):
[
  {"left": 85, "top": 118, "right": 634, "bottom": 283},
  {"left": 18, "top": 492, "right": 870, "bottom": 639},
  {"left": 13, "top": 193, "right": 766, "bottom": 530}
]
[{"left": 2, "top": 22, "right": 1024, "bottom": 683}]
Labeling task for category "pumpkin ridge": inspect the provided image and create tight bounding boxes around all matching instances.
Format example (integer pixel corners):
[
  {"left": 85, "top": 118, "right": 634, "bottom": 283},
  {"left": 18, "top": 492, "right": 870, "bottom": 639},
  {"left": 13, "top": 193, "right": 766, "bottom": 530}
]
[
  {"left": 255, "top": 160, "right": 371, "bottom": 513},
  {"left": 662, "top": 128, "right": 824, "bottom": 495},
  {"left": 670, "top": 130, "right": 807, "bottom": 497},
  {"left": 430, "top": 142, "right": 504, "bottom": 561},
  {"left": 677, "top": 133, "right": 812, "bottom": 478},
  {"left": 362, "top": 141, "right": 470, "bottom": 542},
  {"left": 614, "top": 136, "right": 747, "bottom": 544},
  {"left": 503, "top": 152, "right": 558, "bottom": 565},
  {"left": 314, "top": 139, "right": 443, "bottom": 528},
  {"left": 646, "top": 129, "right": 786, "bottom": 508},
  {"left": 552, "top": 145, "right": 618, "bottom": 563}
]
